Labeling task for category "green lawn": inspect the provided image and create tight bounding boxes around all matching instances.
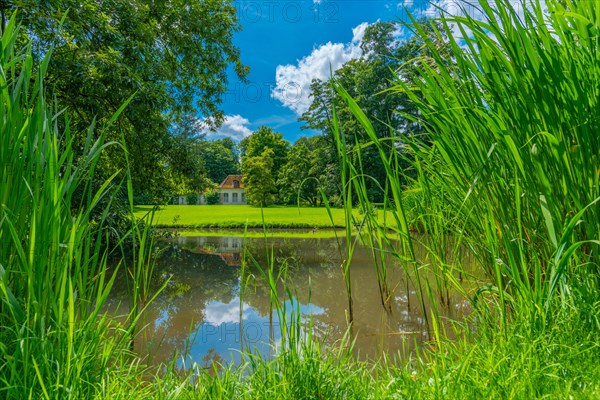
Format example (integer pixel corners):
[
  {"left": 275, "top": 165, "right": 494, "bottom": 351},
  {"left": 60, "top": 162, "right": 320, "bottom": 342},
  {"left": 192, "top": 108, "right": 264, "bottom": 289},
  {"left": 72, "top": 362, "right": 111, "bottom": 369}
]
[{"left": 134, "top": 205, "right": 351, "bottom": 229}]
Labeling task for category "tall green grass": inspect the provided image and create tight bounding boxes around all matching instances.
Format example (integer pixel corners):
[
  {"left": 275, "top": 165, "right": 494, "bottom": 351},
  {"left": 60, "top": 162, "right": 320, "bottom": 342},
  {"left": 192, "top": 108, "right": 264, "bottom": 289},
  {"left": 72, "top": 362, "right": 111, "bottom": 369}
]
[
  {"left": 3, "top": 0, "right": 600, "bottom": 398},
  {"left": 333, "top": 0, "right": 599, "bottom": 329},
  {"left": 408, "top": 0, "right": 598, "bottom": 326},
  {"left": 0, "top": 16, "right": 157, "bottom": 398}
]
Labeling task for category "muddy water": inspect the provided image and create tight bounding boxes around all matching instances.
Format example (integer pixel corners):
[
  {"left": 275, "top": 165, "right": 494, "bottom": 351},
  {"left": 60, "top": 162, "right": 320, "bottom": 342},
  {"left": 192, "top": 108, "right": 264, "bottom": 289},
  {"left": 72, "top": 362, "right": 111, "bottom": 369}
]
[{"left": 105, "top": 235, "right": 472, "bottom": 368}]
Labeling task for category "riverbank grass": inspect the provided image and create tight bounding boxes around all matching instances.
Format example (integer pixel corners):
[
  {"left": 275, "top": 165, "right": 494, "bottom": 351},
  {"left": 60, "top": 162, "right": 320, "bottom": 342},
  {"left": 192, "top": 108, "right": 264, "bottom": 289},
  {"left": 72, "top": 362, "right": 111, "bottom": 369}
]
[{"left": 176, "top": 229, "right": 345, "bottom": 238}]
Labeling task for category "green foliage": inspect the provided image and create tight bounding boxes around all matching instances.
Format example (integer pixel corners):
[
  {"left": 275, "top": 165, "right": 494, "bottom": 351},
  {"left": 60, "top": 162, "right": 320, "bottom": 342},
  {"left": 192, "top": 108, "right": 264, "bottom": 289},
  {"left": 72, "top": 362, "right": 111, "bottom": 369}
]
[
  {"left": 331, "top": 0, "right": 600, "bottom": 335},
  {"left": 301, "top": 20, "right": 446, "bottom": 201},
  {"left": 288, "top": 1, "right": 600, "bottom": 398},
  {"left": 7, "top": 0, "right": 248, "bottom": 201},
  {"left": 240, "top": 126, "right": 290, "bottom": 179},
  {"left": 186, "top": 193, "right": 199, "bottom": 205},
  {"left": 0, "top": 18, "right": 156, "bottom": 398},
  {"left": 277, "top": 135, "right": 340, "bottom": 206},
  {"left": 167, "top": 122, "right": 241, "bottom": 196},
  {"left": 4, "top": 1, "right": 600, "bottom": 398},
  {"left": 199, "top": 137, "right": 241, "bottom": 184},
  {"left": 206, "top": 190, "right": 221, "bottom": 205},
  {"left": 395, "top": 0, "right": 598, "bottom": 324},
  {"left": 242, "top": 148, "right": 278, "bottom": 207},
  {"left": 133, "top": 192, "right": 154, "bottom": 205},
  {"left": 277, "top": 138, "right": 315, "bottom": 205},
  {"left": 166, "top": 115, "right": 211, "bottom": 196}
]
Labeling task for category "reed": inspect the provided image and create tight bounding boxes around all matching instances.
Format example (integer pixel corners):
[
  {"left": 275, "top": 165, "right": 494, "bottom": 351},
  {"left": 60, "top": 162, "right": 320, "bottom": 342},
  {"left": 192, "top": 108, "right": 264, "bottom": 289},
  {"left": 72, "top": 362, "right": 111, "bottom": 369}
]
[
  {"left": 320, "top": 104, "right": 362, "bottom": 324},
  {"left": 330, "top": 82, "right": 433, "bottom": 330},
  {"left": 0, "top": 16, "right": 158, "bottom": 398},
  {"left": 330, "top": 0, "right": 599, "bottom": 326},
  {"left": 395, "top": 0, "right": 599, "bottom": 327}
]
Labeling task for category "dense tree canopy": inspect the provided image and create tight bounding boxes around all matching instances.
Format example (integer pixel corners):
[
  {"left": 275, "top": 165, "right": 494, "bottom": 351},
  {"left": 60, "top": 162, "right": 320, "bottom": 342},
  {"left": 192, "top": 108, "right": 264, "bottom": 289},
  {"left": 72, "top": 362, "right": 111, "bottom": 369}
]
[
  {"left": 277, "top": 136, "right": 339, "bottom": 206},
  {"left": 300, "top": 20, "right": 446, "bottom": 201},
  {"left": 239, "top": 126, "right": 290, "bottom": 205},
  {"left": 4, "top": 0, "right": 248, "bottom": 201},
  {"left": 242, "top": 148, "right": 277, "bottom": 207},
  {"left": 239, "top": 126, "right": 290, "bottom": 179},
  {"left": 198, "top": 137, "right": 240, "bottom": 184}
]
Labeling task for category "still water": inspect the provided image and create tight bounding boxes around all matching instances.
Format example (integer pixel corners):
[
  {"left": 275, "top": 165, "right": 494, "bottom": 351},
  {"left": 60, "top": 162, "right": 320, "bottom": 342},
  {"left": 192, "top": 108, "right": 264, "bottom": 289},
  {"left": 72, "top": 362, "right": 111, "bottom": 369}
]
[{"left": 106, "top": 235, "right": 472, "bottom": 368}]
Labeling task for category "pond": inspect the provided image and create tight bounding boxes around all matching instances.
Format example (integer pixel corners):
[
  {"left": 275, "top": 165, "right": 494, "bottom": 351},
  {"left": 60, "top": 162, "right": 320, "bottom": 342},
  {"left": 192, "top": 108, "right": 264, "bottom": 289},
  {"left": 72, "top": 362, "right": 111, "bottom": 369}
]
[{"left": 105, "top": 234, "right": 472, "bottom": 369}]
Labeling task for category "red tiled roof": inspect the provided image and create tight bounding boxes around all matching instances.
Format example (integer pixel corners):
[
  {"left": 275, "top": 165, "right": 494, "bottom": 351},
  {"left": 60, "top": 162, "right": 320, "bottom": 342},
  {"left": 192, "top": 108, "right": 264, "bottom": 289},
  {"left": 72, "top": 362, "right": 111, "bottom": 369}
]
[
  {"left": 219, "top": 174, "right": 244, "bottom": 189},
  {"left": 219, "top": 253, "right": 242, "bottom": 267}
]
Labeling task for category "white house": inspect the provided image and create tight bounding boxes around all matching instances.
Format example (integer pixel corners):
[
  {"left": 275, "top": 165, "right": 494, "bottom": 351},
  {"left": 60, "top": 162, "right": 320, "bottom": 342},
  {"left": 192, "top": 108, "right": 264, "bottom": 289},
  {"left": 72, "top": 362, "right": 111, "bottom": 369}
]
[
  {"left": 176, "top": 194, "right": 207, "bottom": 205},
  {"left": 176, "top": 174, "right": 246, "bottom": 205},
  {"left": 218, "top": 174, "right": 246, "bottom": 205}
]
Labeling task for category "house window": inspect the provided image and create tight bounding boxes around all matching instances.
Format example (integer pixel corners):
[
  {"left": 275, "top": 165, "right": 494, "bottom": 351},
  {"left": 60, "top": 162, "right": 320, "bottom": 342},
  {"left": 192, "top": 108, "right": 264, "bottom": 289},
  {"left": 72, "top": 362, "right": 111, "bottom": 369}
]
[
  {"left": 232, "top": 193, "right": 238, "bottom": 203},
  {"left": 223, "top": 193, "right": 229, "bottom": 203},
  {"left": 233, "top": 180, "right": 240, "bottom": 188},
  {"left": 241, "top": 193, "right": 246, "bottom": 203}
]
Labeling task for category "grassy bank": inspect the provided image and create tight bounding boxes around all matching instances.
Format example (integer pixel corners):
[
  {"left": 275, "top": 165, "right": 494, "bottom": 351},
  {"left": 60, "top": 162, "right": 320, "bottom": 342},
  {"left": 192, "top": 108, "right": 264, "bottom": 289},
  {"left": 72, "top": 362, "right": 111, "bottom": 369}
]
[
  {"left": 134, "top": 205, "right": 354, "bottom": 228},
  {"left": 176, "top": 228, "right": 346, "bottom": 239}
]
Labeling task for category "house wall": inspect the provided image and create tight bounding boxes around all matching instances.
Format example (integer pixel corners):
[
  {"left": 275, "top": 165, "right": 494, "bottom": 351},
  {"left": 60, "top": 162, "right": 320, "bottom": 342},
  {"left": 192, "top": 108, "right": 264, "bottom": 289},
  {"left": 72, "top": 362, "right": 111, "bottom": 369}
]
[
  {"left": 177, "top": 195, "right": 207, "bottom": 205},
  {"left": 219, "top": 188, "right": 246, "bottom": 205}
]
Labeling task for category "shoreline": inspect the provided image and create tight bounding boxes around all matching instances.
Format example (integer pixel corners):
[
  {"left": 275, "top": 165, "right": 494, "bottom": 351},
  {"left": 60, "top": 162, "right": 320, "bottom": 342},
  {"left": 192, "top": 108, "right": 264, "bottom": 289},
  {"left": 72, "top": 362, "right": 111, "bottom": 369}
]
[{"left": 157, "top": 227, "right": 351, "bottom": 239}]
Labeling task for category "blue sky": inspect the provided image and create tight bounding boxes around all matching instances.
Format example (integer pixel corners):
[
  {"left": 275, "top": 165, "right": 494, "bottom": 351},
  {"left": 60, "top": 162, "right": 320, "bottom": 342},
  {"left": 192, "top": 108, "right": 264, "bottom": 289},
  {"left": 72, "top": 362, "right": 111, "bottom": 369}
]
[{"left": 203, "top": 0, "right": 438, "bottom": 143}]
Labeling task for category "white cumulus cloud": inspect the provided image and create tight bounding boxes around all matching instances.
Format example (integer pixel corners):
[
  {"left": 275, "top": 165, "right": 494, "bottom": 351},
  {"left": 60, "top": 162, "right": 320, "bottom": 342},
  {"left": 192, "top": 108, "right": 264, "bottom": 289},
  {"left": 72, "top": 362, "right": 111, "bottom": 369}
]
[
  {"left": 204, "top": 299, "right": 249, "bottom": 326},
  {"left": 272, "top": 22, "right": 370, "bottom": 115},
  {"left": 199, "top": 114, "right": 253, "bottom": 141}
]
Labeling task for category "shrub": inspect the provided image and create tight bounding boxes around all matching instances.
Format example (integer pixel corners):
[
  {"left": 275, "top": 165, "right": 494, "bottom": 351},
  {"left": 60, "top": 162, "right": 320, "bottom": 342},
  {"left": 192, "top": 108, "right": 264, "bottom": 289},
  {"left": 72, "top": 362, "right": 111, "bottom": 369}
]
[
  {"left": 186, "top": 193, "right": 199, "bottom": 205},
  {"left": 206, "top": 190, "right": 220, "bottom": 205}
]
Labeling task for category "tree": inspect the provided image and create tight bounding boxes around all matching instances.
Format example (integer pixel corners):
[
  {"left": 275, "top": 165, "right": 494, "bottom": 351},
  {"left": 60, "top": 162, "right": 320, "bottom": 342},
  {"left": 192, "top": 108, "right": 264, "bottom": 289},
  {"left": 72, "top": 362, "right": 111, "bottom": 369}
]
[
  {"left": 242, "top": 149, "right": 277, "bottom": 207},
  {"left": 4, "top": 0, "right": 249, "bottom": 201},
  {"left": 277, "top": 136, "right": 338, "bottom": 206},
  {"left": 302, "top": 20, "right": 442, "bottom": 140},
  {"left": 277, "top": 138, "right": 314, "bottom": 205},
  {"left": 166, "top": 115, "right": 210, "bottom": 198},
  {"left": 198, "top": 138, "right": 240, "bottom": 184},
  {"left": 300, "top": 20, "right": 447, "bottom": 201},
  {"left": 239, "top": 126, "right": 290, "bottom": 178}
]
